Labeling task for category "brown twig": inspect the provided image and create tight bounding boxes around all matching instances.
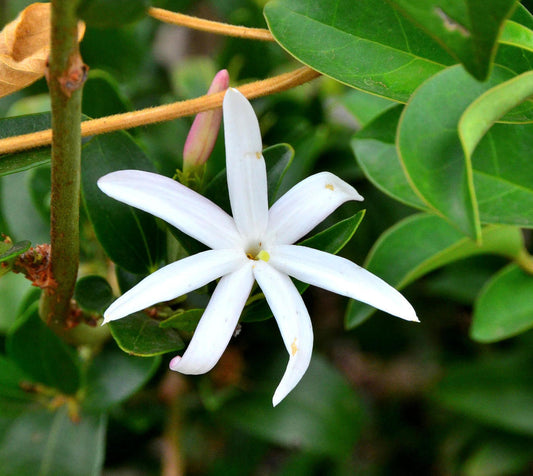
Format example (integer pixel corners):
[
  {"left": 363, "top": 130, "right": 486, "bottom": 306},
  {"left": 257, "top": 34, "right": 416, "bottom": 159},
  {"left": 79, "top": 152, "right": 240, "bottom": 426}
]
[
  {"left": 148, "top": 7, "right": 274, "bottom": 41},
  {"left": 0, "top": 66, "right": 321, "bottom": 155}
]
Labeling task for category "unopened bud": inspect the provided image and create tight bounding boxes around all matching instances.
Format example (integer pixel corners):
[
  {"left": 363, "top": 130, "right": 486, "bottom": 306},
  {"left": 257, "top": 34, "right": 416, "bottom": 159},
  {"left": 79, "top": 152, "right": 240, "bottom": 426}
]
[{"left": 183, "top": 69, "right": 229, "bottom": 174}]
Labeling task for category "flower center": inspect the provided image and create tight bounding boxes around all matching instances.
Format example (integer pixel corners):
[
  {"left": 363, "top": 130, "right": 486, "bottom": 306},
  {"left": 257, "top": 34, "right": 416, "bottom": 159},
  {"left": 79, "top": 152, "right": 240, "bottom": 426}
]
[{"left": 245, "top": 243, "right": 270, "bottom": 262}]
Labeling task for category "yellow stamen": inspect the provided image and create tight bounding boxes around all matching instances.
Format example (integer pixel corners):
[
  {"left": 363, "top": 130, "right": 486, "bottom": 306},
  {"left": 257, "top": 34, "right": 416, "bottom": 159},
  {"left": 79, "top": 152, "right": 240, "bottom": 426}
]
[
  {"left": 325, "top": 183, "right": 334, "bottom": 191},
  {"left": 255, "top": 152, "right": 261, "bottom": 159},
  {"left": 257, "top": 250, "right": 270, "bottom": 262}
]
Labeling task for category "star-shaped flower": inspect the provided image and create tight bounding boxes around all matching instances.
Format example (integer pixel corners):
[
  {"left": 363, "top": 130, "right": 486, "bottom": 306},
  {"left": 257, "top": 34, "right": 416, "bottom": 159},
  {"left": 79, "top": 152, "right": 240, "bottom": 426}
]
[{"left": 98, "top": 88, "right": 418, "bottom": 405}]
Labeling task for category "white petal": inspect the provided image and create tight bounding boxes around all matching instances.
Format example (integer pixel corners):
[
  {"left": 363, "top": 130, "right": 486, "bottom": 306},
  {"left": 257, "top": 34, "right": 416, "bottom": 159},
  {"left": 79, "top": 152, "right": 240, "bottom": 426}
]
[
  {"left": 266, "top": 172, "right": 364, "bottom": 245},
  {"left": 223, "top": 88, "right": 268, "bottom": 240},
  {"left": 103, "top": 249, "right": 246, "bottom": 323},
  {"left": 270, "top": 245, "right": 418, "bottom": 322},
  {"left": 98, "top": 170, "right": 240, "bottom": 249},
  {"left": 170, "top": 262, "right": 254, "bottom": 374},
  {"left": 253, "top": 261, "right": 313, "bottom": 406}
]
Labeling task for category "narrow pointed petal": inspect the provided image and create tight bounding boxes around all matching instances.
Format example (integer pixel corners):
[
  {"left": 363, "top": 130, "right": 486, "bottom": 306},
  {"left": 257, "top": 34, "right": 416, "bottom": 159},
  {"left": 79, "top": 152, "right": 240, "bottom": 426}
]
[
  {"left": 253, "top": 261, "right": 313, "bottom": 406},
  {"left": 98, "top": 170, "right": 240, "bottom": 249},
  {"left": 170, "top": 262, "right": 254, "bottom": 374},
  {"left": 270, "top": 245, "right": 418, "bottom": 322},
  {"left": 103, "top": 249, "right": 246, "bottom": 323},
  {"left": 266, "top": 172, "right": 364, "bottom": 245},
  {"left": 223, "top": 88, "right": 268, "bottom": 240}
]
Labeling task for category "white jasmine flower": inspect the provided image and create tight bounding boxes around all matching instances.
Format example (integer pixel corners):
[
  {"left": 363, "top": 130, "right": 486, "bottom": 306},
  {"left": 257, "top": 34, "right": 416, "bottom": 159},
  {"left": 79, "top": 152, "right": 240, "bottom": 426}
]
[{"left": 98, "top": 89, "right": 418, "bottom": 406}]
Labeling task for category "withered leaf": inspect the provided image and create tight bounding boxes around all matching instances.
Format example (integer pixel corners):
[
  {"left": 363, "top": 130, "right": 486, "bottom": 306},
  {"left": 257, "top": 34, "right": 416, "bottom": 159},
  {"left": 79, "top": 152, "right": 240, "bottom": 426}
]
[{"left": 0, "top": 3, "right": 85, "bottom": 99}]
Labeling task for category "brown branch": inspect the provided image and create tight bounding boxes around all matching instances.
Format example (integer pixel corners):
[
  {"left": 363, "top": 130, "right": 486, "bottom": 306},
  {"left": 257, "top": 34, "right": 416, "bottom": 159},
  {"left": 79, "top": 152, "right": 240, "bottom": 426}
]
[
  {"left": 0, "top": 66, "right": 321, "bottom": 155},
  {"left": 148, "top": 7, "right": 274, "bottom": 41}
]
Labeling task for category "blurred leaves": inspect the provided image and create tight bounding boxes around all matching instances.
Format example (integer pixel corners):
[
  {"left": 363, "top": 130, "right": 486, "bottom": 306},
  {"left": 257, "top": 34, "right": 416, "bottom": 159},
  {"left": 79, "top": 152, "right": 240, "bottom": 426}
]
[{"left": 220, "top": 356, "right": 366, "bottom": 457}]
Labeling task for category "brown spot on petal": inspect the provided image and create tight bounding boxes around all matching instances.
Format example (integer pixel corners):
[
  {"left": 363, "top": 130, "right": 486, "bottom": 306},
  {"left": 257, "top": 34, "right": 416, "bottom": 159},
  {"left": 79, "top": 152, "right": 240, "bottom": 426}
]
[{"left": 255, "top": 152, "right": 261, "bottom": 159}]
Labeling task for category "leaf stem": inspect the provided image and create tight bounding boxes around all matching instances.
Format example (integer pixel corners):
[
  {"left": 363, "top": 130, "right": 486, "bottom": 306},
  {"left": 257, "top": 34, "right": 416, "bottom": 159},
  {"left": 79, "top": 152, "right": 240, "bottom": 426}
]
[
  {"left": 148, "top": 7, "right": 274, "bottom": 41},
  {"left": 40, "top": 0, "right": 85, "bottom": 328},
  {"left": 515, "top": 248, "right": 533, "bottom": 274},
  {"left": 0, "top": 66, "right": 320, "bottom": 155}
]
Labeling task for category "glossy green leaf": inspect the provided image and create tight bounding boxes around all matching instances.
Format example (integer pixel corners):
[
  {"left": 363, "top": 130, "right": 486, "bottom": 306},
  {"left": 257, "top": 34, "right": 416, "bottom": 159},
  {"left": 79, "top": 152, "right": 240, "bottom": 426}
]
[
  {"left": 74, "top": 276, "right": 114, "bottom": 314},
  {"left": 265, "top": 0, "right": 454, "bottom": 102},
  {"left": 341, "top": 89, "right": 397, "bottom": 129},
  {"left": 0, "top": 406, "right": 106, "bottom": 476},
  {"left": 83, "top": 345, "right": 160, "bottom": 411},
  {"left": 109, "top": 312, "right": 184, "bottom": 357},
  {"left": 6, "top": 304, "right": 81, "bottom": 394},
  {"left": 159, "top": 308, "right": 203, "bottom": 332},
  {"left": 345, "top": 214, "right": 524, "bottom": 328},
  {"left": 352, "top": 105, "right": 427, "bottom": 210},
  {"left": 471, "top": 264, "right": 533, "bottom": 342},
  {"left": 354, "top": 103, "right": 533, "bottom": 227},
  {"left": 219, "top": 356, "right": 366, "bottom": 457},
  {"left": 81, "top": 131, "right": 164, "bottom": 275},
  {"left": 0, "top": 113, "right": 51, "bottom": 177},
  {"left": 500, "top": 19, "right": 533, "bottom": 52},
  {"left": 433, "top": 355, "right": 533, "bottom": 435},
  {"left": 473, "top": 121, "right": 533, "bottom": 227},
  {"left": 388, "top": 0, "right": 517, "bottom": 80},
  {"left": 460, "top": 71, "right": 533, "bottom": 162},
  {"left": 0, "top": 240, "right": 30, "bottom": 262},
  {"left": 242, "top": 210, "right": 365, "bottom": 322},
  {"left": 398, "top": 65, "right": 516, "bottom": 239}
]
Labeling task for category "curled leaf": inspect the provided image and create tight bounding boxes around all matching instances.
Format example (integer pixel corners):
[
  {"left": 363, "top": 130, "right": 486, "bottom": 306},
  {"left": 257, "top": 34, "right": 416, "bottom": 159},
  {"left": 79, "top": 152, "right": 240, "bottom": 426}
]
[{"left": 0, "top": 3, "right": 85, "bottom": 98}]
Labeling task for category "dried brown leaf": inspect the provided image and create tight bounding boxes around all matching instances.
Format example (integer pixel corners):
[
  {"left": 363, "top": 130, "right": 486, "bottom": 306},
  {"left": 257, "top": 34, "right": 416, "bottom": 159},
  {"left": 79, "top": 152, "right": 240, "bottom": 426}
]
[{"left": 0, "top": 2, "right": 85, "bottom": 99}]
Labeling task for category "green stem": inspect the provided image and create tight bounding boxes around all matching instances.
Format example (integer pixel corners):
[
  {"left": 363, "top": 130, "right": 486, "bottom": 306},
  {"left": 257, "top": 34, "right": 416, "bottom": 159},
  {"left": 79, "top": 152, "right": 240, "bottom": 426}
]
[{"left": 40, "top": 0, "right": 84, "bottom": 328}]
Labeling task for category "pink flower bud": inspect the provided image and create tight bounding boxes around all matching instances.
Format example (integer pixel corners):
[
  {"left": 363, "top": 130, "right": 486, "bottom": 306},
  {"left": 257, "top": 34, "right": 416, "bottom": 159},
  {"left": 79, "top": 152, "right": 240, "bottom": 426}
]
[{"left": 183, "top": 69, "right": 229, "bottom": 172}]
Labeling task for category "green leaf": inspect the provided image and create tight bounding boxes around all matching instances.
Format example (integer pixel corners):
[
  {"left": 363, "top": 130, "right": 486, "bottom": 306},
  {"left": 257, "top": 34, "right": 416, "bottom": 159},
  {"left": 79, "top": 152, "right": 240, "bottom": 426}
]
[
  {"left": 74, "top": 276, "right": 114, "bottom": 314},
  {"left": 341, "top": 89, "right": 397, "bottom": 128},
  {"left": 0, "top": 273, "right": 33, "bottom": 333},
  {"left": 471, "top": 264, "right": 533, "bottom": 342},
  {"left": 81, "top": 131, "right": 164, "bottom": 275},
  {"left": 433, "top": 355, "right": 533, "bottom": 436},
  {"left": 159, "top": 308, "right": 203, "bottom": 332},
  {"left": 345, "top": 214, "right": 524, "bottom": 328},
  {"left": 109, "top": 312, "right": 184, "bottom": 357},
  {"left": 0, "top": 113, "right": 51, "bottom": 177},
  {"left": 0, "top": 406, "right": 106, "bottom": 476},
  {"left": 354, "top": 103, "right": 533, "bottom": 227},
  {"left": 82, "top": 70, "right": 132, "bottom": 119},
  {"left": 398, "top": 65, "right": 515, "bottom": 239},
  {"left": 6, "top": 304, "right": 81, "bottom": 395},
  {"left": 460, "top": 71, "right": 533, "bottom": 161},
  {"left": 219, "top": 356, "right": 366, "bottom": 457},
  {"left": 264, "top": 0, "right": 454, "bottom": 102},
  {"left": 388, "top": 0, "right": 517, "bottom": 80},
  {"left": 352, "top": 105, "right": 427, "bottom": 210},
  {"left": 0, "top": 240, "right": 30, "bottom": 262},
  {"left": 500, "top": 19, "right": 533, "bottom": 53},
  {"left": 473, "top": 121, "right": 533, "bottom": 227},
  {"left": 83, "top": 345, "right": 160, "bottom": 411},
  {"left": 0, "top": 355, "right": 34, "bottom": 403},
  {"left": 242, "top": 210, "right": 365, "bottom": 322},
  {"left": 78, "top": 0, "right": 148, "bottom": 28}
]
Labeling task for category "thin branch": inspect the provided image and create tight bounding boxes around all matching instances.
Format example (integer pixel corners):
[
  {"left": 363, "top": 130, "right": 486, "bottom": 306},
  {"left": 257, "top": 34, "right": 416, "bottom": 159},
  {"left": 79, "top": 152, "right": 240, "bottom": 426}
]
[
  {"left": 40, "top": 0, "right": 85, "bottom": 328},
  {"left": 148, "top": 7, "right": 274, "bottom": 41},
  {"left": 0, "top": 66, "right": 320, "bottom": 155}
]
